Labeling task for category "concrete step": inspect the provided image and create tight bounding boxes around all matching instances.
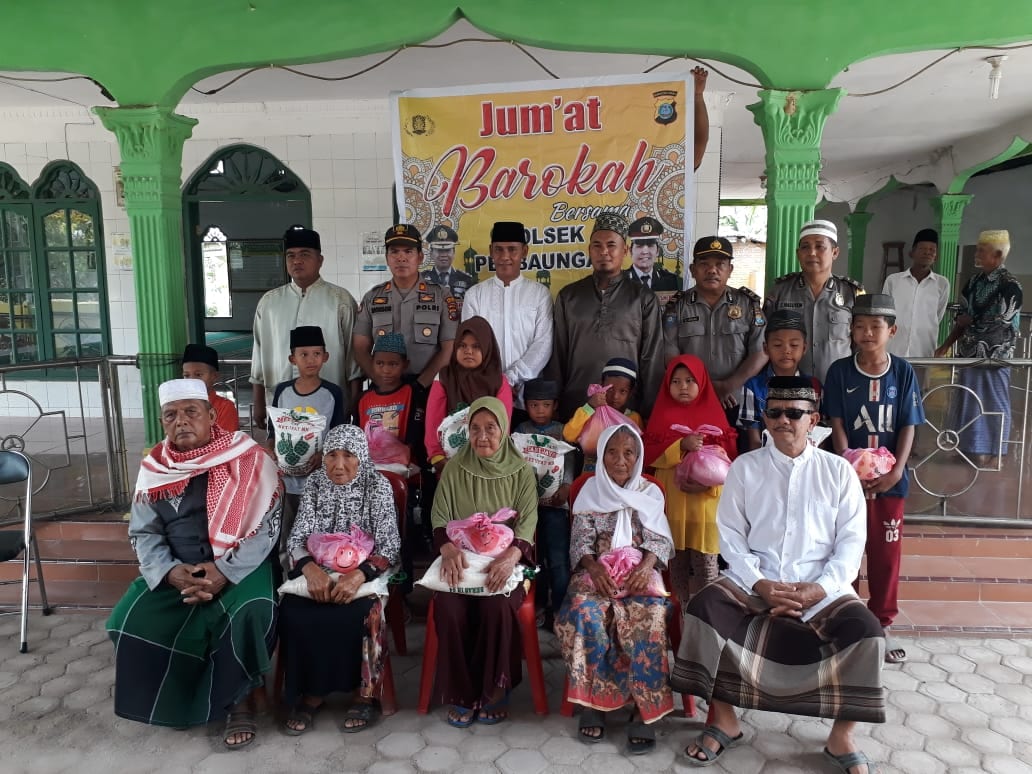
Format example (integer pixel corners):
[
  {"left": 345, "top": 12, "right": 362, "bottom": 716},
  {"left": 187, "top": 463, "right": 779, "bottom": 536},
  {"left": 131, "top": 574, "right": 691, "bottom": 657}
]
[{"left": 905, "top": 527, "right": 1032, "bottom": 558}]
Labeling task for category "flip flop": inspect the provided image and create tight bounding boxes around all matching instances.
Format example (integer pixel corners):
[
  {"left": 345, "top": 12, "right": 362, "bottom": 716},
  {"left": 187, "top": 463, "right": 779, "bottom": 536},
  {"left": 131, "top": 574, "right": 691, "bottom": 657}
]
[
  {"left": 224, "top": 708, "right": 258, "bottom": 750},
  {"left": 627, "top": 720, "right": 656, "bottom": 755},
  {"left": 884, "top": 644, "right": 907, "bottom": 664},
  {"left": 823, "top": 747, "right": 879, "bottom": 773},
  {"left": 341, "top": 699, "right": 381, "bottom": 733},
  {"left": 283, "top": 700, "right": 322, "bottom": 736},
  {"left": 682, "top": 724, "right": 744, "bottom": 767},
  {"left": 578, "top": 708, "right": 605, "bottom": 744},
  {"left": 476, "top": 693, "right": 510, "bottom": 725},
  {"left": 446, "top": 705, "right": 475, "bottom": 728}
]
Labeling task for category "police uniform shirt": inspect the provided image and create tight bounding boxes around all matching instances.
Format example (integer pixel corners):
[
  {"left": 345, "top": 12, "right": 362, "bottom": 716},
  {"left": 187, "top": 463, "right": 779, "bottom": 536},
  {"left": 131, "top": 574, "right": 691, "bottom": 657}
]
[
  {"left": 422, "top": 268, "right": 477, "bottom": 296},
  {"left": 662, "top": 287, "right": 766, "bottom": 382},
  {"left": 625, "top": 266, "right": 680, "bottom": 292},
  {"left": 355, "top": 280, "right": 458, "bottom": 376},
  {"left": 763, "top": 273, "right": 864, "bottom": 383}
]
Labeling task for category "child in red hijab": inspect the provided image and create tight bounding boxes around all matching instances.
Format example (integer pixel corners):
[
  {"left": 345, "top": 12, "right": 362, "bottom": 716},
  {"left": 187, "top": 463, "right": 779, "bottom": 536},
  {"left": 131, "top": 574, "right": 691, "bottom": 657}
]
[{"left": 644, "top": 355, "right": 737, "bottom": 605}]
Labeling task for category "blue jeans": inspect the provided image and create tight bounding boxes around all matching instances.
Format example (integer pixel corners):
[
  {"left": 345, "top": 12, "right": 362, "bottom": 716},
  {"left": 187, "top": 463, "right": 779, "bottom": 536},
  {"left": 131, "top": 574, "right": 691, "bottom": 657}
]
[{"left": 535, "top": 505, "right": 571, "bottom": 611}]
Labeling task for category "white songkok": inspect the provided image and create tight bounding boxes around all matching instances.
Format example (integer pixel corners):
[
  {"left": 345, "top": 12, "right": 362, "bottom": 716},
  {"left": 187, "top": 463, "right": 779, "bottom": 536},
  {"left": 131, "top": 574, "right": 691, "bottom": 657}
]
[
  {"left": 158, "top": 378, "right": 208, "bottom": 407},
  {"left": 978, "top": 229, "right": 1010, "bottom": 246},
  {"left": 799, "top": 219, "right": 838, "bottom": 243}
]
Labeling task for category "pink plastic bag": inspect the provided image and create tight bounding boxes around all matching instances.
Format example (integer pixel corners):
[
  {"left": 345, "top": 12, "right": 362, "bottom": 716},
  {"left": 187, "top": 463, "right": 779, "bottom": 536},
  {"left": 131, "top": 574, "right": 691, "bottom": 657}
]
[
  {"left": 842, "top": 447, "right": 896, "bottom": 481},
  {"left": 586, "top": 546, "right": 668, "bottom": 598},
  {"left": 670, "top": 424, "right": 731, "bottom": 488},
  {"left": 306, "top": 525, "right": 375, "bottom": 574},
  {"left": 445, "top": 508, "right": 517, "bottom": 557},
  {"left": 577, "top": 384, "right": 639, "bottom": 456},
  {"left": 365, "top": 419, "right": 411, "bottom": 468}
]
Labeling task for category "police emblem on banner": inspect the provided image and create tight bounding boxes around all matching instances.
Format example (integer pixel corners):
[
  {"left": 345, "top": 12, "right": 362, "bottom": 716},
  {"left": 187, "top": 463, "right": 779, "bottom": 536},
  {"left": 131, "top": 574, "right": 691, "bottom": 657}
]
[
  {"left": 652, "top": 90, "right": 678, "bottom": 125},
  {"left": 405, "top": 114, "right": 436, "bottom": 137}
]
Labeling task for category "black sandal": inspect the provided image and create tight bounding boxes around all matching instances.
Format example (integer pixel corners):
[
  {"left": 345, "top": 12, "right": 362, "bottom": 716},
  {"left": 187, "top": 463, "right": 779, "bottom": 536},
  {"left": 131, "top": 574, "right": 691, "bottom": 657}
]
[
  {"left": 627, "top": 709, "right": 656, "bottom": 755},
  {"left": 224, "top": 708, "right": 258, "bottom": 749},
  {"left": 284, "top": 700, "right": 322, "bottom": 736},
  {"left": 578, "top": 708, "right": 605, "bottom": 744},
  {"left": 341, "top": 699, "right": 381, "bottom": 733}
]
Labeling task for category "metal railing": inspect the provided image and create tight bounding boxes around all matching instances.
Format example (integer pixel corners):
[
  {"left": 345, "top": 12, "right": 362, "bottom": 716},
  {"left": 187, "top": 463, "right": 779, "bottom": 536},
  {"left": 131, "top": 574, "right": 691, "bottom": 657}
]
[{"left": 0, "top": 354, "right": 1030, "bottom": 527}]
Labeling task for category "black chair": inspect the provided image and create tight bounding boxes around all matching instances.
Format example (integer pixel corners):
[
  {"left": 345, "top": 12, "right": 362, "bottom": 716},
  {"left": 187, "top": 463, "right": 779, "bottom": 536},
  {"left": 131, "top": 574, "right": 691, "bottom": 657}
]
[{"left": 0, "top": 450, "right": 52, "bottom": 652}]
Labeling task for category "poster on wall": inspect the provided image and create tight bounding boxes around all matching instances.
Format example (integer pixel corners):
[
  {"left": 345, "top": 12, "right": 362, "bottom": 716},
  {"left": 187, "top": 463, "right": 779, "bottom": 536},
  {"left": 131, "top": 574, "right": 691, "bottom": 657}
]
[{"left": 391, "top": 74, "right": 693, "bottom": 298}]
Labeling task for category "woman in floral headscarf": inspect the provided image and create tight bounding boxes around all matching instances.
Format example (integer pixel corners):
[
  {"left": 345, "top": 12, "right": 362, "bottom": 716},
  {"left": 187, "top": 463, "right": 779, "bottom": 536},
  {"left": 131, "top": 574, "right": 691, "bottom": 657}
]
[{"left": 278, "top": 425, "right": 400, "bottom": 736}]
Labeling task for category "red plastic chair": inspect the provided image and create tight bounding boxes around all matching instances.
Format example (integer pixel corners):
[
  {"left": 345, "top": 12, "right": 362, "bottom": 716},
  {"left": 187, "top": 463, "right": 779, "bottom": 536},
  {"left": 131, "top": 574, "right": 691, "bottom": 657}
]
[
  {"left": 380, "top": 471, "right": 409, "bottom": 656},
  {"left": 417, "top": 583, "right": 549, "bottom": 716},
  {"left": 558, "top": 472, "right": 697, "bottom": 718}
]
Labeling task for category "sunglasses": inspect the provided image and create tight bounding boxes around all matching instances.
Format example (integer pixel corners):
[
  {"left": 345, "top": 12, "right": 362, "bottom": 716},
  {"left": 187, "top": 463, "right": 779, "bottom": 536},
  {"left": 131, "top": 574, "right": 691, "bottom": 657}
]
[{"left": 764, "top": 408, "right": 814, "bottom": 420}]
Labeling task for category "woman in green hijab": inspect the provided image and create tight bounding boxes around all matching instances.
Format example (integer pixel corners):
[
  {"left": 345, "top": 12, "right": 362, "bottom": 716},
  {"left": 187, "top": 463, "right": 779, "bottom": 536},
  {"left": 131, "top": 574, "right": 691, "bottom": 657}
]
[{"left": 429, "top": 396, "right": 538, "bottom": 727}]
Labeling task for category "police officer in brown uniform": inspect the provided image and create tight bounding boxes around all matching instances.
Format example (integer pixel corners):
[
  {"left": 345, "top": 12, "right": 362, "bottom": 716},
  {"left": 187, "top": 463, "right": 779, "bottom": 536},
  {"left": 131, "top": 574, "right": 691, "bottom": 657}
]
[
  {"left": 353, "top": 224, "right": 459, "bottom": 389},
  {"left": 663, "top": 236, "right": 767, "bottom": 429},
  {"left": 762, "top": 219, "right": 864, "bottom": 383}
]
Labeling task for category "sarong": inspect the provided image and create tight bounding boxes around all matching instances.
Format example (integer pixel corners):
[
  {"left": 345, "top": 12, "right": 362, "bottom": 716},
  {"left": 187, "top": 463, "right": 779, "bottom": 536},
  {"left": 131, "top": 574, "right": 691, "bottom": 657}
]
[
  {"left": 952, "top": 365, "right": 1011, "bottom": 456},
  {"left": 670, "top": 578, "right": 885, "bottom": 723},
  {"left": 106, "top": 561, "right": 277, "bottom": 727},
  {"left": 554, "top": 572, "right": 673, "bottom": 723}
]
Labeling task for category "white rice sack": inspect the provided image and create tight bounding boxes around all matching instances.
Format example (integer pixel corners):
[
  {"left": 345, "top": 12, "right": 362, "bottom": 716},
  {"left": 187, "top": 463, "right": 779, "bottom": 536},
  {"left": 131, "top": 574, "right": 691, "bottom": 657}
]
[
  {"left": 268, "top": 406, "right": 328, "bottom": 476},
  {"left": 437, "top": 406, "right": 471, "bottom": 459},
  {"left": 415, "top": 549, "right": 525, "bottom": 596},
  {"left": 277, "top": 571, "right": 390, "bottom": 600},
  {"left": 511, "top": 432, "right": 575, "bottom": 499}
]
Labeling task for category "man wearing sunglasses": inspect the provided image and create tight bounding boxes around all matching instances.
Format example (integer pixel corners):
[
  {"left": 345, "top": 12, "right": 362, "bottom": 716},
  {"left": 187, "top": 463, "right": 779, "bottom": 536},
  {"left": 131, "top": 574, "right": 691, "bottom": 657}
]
[{"left": 672, "top": 376, "right": 884, "bottom": 773}]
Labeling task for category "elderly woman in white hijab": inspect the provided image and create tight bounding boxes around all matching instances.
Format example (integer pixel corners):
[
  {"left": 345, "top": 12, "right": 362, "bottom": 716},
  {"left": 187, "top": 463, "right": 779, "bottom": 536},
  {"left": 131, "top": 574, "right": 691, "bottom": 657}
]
[
  {"left": 554, "top": 424, "right": 675, "bottom": 754},
  {"left": 278, "top": 425, "right": 400, "bottom": 736}
]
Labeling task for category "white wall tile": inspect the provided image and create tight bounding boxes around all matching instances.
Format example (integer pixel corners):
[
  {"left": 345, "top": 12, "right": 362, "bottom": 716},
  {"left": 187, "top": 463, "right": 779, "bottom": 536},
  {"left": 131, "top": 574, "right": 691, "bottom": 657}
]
[
  {"left": 331, "top": 134, "right": 354, "bottom": 159},
  {"left": 309, "top": 134, "right": 332, "bottom": 160}
]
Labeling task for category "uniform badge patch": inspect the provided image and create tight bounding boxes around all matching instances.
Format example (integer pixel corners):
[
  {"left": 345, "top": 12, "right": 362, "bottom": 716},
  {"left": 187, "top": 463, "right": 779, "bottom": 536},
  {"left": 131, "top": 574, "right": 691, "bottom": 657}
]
[
  {"left": 422, "top": 327, "right": 432, "bottom": 337},
  {"left": 728, "top": 305, "right": 742, "bottom": 320}
]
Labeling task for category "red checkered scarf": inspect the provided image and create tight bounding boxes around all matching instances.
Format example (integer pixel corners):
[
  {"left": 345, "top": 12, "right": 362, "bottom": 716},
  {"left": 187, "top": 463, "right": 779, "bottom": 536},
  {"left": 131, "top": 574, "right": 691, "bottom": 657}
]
[{"left": 134, "top": 426, "right": 281, "bottom": 558}]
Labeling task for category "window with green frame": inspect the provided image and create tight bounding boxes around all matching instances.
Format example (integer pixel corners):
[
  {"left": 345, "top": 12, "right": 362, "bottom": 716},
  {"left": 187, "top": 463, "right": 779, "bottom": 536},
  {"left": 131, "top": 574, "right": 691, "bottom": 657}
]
[{"left": 0, "top": 161, "right": 110, "bottom": 365}]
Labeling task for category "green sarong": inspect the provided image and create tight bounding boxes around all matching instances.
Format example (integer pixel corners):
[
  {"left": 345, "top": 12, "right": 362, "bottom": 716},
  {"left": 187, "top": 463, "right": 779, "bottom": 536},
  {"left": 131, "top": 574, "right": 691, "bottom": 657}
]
[{"left": 106, "top": 561, "right": 277, "bottom": 727}]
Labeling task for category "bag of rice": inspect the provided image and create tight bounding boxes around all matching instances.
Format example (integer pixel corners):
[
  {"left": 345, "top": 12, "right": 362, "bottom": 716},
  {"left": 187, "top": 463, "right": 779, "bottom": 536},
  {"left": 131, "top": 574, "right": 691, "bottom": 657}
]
[
  {"left": 437, "top": 406, "right": 471, "bottom": 459},
  {"left": 277, "top": 571, "right": 390, "bottom": 600},
  {"left": 416, "top": 549, "right": 526, "bottom": 596},
  {"left": 511, "top": 432, "right": 575, "bottom": 499},
  {"left": 268, "top": 406, "right": 328, "bottom": 477}
]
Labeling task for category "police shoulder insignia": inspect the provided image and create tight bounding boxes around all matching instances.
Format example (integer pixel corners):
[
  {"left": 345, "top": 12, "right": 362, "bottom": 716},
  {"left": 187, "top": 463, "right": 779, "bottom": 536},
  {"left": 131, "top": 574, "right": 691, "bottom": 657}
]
[
  {"left": 773, "top": 273, "right": 798, "bottom": 284},
  {"left": 835, "top": 274, "right": 865, "bottom": 292},
  {"left": 738, "top": 286, "right": 761, "bottom": 304}
]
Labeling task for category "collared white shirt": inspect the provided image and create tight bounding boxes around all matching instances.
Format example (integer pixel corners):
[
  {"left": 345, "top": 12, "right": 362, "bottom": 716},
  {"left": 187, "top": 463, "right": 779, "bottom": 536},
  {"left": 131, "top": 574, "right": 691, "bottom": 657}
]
[
  {"left": 718, "top": 442, "right": 867, "bottom": 621},
  {"left": 461, "top": 275, "right": 553, "bottom": 407},
  {"left": 882, "top": 269, "right": 950, "bottom": 357},
  {"left": 250, "top": 277, "right": 360, "bottom": 391}
]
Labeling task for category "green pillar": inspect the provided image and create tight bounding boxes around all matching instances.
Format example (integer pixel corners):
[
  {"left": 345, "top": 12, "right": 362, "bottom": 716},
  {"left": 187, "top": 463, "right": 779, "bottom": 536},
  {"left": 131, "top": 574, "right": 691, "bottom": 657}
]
[
  {"left": 929, "top": 193, "right": 974, "bottom": 339},
  {"left": 748, "top": 89, "right": 844, "bottom": 286},
  {"left": 845, "top": 210, "right": 873, "bottom": 284},
  {"left": 95, "top": 106, "right": 197, "bottom": 443}
]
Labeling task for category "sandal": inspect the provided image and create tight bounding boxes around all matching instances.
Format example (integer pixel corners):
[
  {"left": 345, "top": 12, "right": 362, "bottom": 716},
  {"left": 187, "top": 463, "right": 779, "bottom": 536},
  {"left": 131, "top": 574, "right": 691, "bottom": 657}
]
[
  {"left": 627, "top": 720, "right": 656, "bottom": 755},
  {"left": 578, "top": 708, "right": 605, "bottom": 744},
  {"left": 682, "top": 724, "right": 744, "bottom": 767},
  {"left": 446, "top": 705, "right": 475, "bottom": 728},
  {"left": 224, "top": 708, "right": 258, "bottom": 750},
  {"left": 284, "top": 700, "right": 322, "bottom": 736},
  {"left": 476, "top": 693, "right": 510, "bottom": 725},
  {"left": 341, "top": 699, "right": 381, "bottom": 733},
  {"left": 824, "top": 747, "right": 879, "bottom": 774},
  {"left": 883, "top": 629, "right": 907, "bottom": 664}
]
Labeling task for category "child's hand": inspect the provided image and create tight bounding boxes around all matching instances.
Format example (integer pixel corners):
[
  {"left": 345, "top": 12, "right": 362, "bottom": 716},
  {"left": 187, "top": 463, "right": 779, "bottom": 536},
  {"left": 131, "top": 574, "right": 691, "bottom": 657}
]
[
  {"left": 678, "top": 479, "right": 710, "bottom": 494},
  {"left": 588, "top": 392, "right": 607, "bottom": 409},
  {"left": 679, "top": 434, "right": 704, "bottom": 453},
  {"left": 863, "top": 468, "right": 903, "bottom": 495},
  {"left": 310, "top": 452, "right": 323, "bottom": 469},
  {"left": 553, "top": 483, "right": 571, "bottom": 506}
]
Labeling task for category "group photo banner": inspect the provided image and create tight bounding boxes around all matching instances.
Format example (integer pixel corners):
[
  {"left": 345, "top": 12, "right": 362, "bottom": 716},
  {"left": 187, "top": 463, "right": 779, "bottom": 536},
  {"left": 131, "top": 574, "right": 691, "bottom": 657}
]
[{"left": 391, "top": 73, "right": 694, "bottom": 299}]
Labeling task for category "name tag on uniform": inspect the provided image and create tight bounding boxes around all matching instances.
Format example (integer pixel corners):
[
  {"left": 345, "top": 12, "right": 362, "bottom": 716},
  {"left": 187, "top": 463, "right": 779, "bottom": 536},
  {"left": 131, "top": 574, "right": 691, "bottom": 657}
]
[
  {"left": 781, "top": 302, "right": 803, "bottom": 309},
  {"left": 415, "top": 303, "right": 438, "bottom": 312},
  {"left": 681, "top": 315, "right": 700, "bottom": 323}
]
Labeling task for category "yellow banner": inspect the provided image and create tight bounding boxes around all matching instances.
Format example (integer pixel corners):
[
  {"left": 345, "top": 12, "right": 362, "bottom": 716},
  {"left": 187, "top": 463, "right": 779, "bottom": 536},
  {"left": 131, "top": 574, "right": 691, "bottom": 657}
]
[{"left": 392, "top": 74, "right": 693, "bottom": 297}]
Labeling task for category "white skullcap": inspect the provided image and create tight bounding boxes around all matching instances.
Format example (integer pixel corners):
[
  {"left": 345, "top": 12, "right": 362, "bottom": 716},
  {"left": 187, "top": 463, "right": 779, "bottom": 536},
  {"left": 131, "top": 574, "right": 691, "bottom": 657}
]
[
  {"left": 978, "top": 229, "right": 1010, "bottom": 246},
  {"left": 158, "top": 378, "right": 208, "bottom": 406},
  {"left": 799, "top": 219, "right": 838, "bottom": 242}
]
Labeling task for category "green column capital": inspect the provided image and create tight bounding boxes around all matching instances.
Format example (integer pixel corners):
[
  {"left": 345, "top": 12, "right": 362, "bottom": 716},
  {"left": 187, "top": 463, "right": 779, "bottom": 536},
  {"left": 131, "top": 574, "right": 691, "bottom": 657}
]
[
  {"left": 844, "top": 210, "right": 874, "bottom": 284},
  {"left": 748, "top": 89, "right": 844, "bottom": 285},
  {"left": 95, "top": 106, "right": 197, "bottom": 444}
]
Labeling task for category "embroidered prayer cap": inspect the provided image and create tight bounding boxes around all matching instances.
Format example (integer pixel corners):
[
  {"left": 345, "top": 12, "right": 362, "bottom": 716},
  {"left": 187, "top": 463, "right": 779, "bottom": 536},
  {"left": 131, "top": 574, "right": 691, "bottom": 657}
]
[
  {"left": 765, "top": 308, "right": 807, "bottom": 335},
  {"left": 523, "top": 378, "right": 559, "bottom": 401},
  {"left": 629, "top": 216, "right": 664, "bottom": 241},
  {"left": 289, "top": 325, "right": 326, "bottom": 349},
  {"left": 590, "top": 212, "right": 629, "bottom": 239},
  {"left": 283, "top": 224, "right": 321, "bottom": 251},
  {"left": 158, "top": 378, "right": 209, "bottom": 407},
  {"left": 978, "top": 229, "right": 1010, "bottom": 246},
  {"left": 429, "top": 224, "right": 459, "bottom": 247},
  {"left": 490, "top": 221, "right": 528, "bottom": 243},
  {"left": 371, "top": 331, "right": 407, "bottom": 357},
  {"left": 798, "top": 219, "right": 837, "bottom": 243},
  {"left": 767, "top": 376, "right": 818, "bottom": 404},
  {"left": 852, "top": 293, "right": 896, "bottom": 319},
  {"left": 692, "top": 235, "right": 734, "bottom": 261},
  {"left": 384, "top": 223, "right": 423, "bottom": 247},
  {"left": 912, "top": 228, "right": 939, "bottom": 247},
  {"left": 181, "top": 343, "right": 219, "bottom": 370},
  {"left": 602, "top": 357, "right": 638, "bottom": 384}
]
